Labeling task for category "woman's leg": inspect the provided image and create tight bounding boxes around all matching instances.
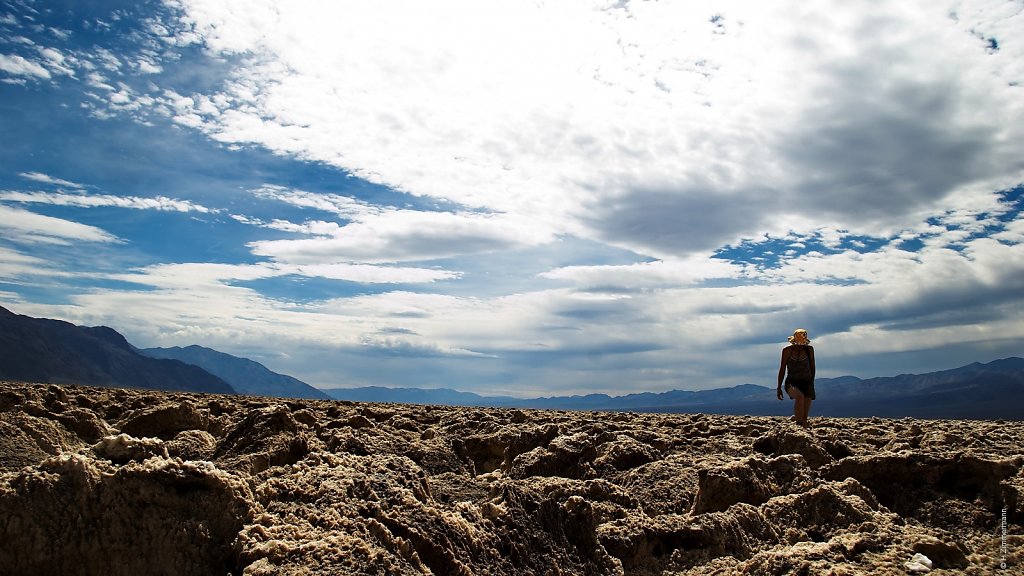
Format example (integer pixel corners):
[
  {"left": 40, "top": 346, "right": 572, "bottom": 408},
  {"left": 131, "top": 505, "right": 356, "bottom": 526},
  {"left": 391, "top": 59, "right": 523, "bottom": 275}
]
[
  {"left": 790, "top": 387, "right": 805, "bottom": 423},
  {"left": 801, "top": 398, "right": 812, "bottom": 425}
]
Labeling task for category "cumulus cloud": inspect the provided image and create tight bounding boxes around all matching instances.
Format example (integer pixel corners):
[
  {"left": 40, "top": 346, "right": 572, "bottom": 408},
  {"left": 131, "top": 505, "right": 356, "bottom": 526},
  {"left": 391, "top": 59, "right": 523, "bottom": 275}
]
[
  {"left": 0, "top": 53, "right": 50, "bottom": 79},
  {"left": 3, "top": 0, "right": 1024, "bottom": 394},
  {"left": 158, "top": 0, "right": 1024, "bottom": 259}
]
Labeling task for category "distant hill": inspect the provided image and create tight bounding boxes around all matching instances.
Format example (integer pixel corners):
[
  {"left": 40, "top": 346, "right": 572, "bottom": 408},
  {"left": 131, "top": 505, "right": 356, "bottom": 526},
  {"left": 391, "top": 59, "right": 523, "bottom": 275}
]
[
  {"left": 811, "top": 357, "right": 1024, "bottom": 419},
  {"left": 324, "top": 358, "right": 1024, "bottom": 420},
  {"left": 500, "top": 383, "right": 789, "bottom": 414},
  {"left": 142, "top": 345, "right": 330, "bottom": 400},
  {"left": 320, "top": 386, "right": 518, "bottom": 407},
  {"left": 0, "top": 306, "right": 234, "bottom": 395},
  {"left": 323, "top": 383, "right": 791, "bottom": 415}
]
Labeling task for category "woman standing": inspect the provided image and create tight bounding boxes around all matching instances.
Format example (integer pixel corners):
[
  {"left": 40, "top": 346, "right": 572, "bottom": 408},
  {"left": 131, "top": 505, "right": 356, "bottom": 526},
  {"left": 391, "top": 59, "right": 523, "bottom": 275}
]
[{"left": 776, "top": 329, "right": 816, "bottom": 427}]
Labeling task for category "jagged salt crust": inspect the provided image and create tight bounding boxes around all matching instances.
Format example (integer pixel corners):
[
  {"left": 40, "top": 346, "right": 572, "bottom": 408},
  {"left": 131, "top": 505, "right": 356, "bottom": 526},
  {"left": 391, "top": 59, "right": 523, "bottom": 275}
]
[{"left": 0, "top": 381, "right": 1021, "bottom": 575}]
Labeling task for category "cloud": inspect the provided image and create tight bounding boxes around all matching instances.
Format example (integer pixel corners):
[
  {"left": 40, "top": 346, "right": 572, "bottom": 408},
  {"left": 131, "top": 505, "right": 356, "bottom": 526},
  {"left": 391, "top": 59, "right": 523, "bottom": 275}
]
[
  {"left": 251, "top": 185, "right": 381, "bottom": 221},
  {"left": 249, "top": 209, "right": 555, "bottom": 264},
  {"left": 3, "top": 1, "right": 1024, "bottom": 395},
  {"left": 26, "top": 227, "right": 1024, "bottom": 394},
  {"left": 152, "top": 0, "right": 1024, "bottom": 264},
  {"left": 280, "top": 263, "right": 460, "bottom": 284},
  {"left": 18, "top": 172, "right": 86, "bottom": 189},
  {"left": 109, "top": 261, "right": 459, "bottom": 294},
  {"left": 0, "top": 53, "right": 50, "bottom": 79},
  {"left": 539, "top": 256, "right": 741, "bottom": 291},
  {"left": 0, "top": 246, "right": 54, "bottom": 282},
  {"left": 0, "top": 205, "right": 119, "bottom": 245},
  {"left": 243, "top": 185, "right": 556, "bottom": 264},
  {"left": 0, "top": 190, "right": 215, "bottom": 213}
]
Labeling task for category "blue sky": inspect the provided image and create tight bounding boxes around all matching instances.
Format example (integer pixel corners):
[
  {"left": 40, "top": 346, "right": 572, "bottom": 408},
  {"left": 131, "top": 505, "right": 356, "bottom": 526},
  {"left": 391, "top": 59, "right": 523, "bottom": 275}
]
[{"left": 1, "top": 0, "right": 1023, "bottom": 396}]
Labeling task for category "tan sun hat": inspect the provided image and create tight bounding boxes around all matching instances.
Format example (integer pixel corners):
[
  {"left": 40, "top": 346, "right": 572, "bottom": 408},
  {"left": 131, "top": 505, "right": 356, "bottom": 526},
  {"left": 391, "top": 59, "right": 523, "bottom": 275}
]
[{"left": 787, "top": 329, "right": 810, "bottom": 345}]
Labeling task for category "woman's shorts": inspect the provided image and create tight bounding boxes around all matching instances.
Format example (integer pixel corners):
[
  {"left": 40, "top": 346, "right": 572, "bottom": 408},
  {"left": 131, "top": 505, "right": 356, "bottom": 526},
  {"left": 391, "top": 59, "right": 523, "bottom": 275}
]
[{"left": 785, "top": 377, "right": 816, "bottom": 400}]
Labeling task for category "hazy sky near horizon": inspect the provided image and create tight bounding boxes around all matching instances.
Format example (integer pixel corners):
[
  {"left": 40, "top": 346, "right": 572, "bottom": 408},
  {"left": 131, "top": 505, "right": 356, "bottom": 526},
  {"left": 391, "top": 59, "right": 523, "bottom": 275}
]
[{"left": 1, "top": 0, "right": 1023, "bottom": 396}]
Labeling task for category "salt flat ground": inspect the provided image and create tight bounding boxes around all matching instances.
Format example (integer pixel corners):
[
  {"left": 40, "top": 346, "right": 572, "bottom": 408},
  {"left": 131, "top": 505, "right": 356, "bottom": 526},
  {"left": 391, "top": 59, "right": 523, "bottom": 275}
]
[{"left": 1, "top": 381, "right": 1020, "bottom": 575}]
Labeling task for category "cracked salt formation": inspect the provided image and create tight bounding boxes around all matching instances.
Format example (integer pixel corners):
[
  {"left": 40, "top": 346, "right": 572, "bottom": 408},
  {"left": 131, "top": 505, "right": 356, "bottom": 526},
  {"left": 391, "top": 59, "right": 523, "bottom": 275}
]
[{"left": 0, "top": 381, "right": 1021, "bottom": 575}]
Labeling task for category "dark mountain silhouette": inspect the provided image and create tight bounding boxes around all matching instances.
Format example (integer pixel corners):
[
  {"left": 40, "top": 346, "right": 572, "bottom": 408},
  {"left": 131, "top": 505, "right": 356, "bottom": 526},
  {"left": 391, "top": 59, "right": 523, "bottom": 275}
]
[
  {"left": 325, "top": 358, "right": 1024, "bottom": 420},
  {"left": 0, "top": 306, "right": 234, "bottom": 394},
  {"left": 142, "top": 345, "right": 330, "bottom": 400}
]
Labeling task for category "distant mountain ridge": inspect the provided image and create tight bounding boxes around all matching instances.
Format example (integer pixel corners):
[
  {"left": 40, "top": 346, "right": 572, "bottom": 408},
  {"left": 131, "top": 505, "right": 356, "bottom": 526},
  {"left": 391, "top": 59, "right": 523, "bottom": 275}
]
[
  {"left": 812, "top": 357, "right": 1024, "bottom": 419},
  {"left": 0, "top": 305, "right": 234, "bottom": 395},
  {"left": 0, "top": 306, "right": 323, "bottom": 401},
  {"left": 321, "top": 383, "right": 792, "bottom": 414},
  {"left": 3, "top": 305, "right": 1022, "bottom": 419},
  {"left": 142, "top": 345, "right": 330, "bottom": 400},
  {"left": 324, "top": 358, "right": 1024, "bottom": 420}
]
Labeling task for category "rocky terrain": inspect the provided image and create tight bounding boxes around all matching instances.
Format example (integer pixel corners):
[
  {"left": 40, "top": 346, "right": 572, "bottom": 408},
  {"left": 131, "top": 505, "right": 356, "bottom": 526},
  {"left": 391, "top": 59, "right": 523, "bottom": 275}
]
[{"left": 1, "top": 380, "right": 1020, "bottom": 575}]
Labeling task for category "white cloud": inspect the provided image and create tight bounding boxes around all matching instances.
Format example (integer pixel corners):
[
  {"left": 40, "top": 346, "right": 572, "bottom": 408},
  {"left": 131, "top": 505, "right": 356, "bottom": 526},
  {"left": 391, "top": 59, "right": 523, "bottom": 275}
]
[
  {"left": 251, "top": 185, "right": 381, "bottom": 220},
  {"left": 993, "top": 214, "right": 1024, "bottom": 244},
  {"left": 540, "top": 257, "right": 741, "bottom": 291},
  {"left": 109, "top": 260, "right": 460, "bottom": 293},
  {"left": 136, "top": 59, "right": 162, "bottom": 74},
  {"left": 4, "top": 1, "right": 1024, "bottom": 395},
  {"left": 0, "top": 246, "right": 53, "bottom": 282},
  {"left": 24, "top": 225, "right": 1024, "bottom": 394},
  {"left": 38, "top": 46, "right": 74, "bottom": 76},
  {"left": 261, "top": 219, "right": 342, "bottom": 236},
  {"left": 19, "top": 172, "right": 86, "bottom": 189},
  {"left": 285, "top": 263, "right": 460, "bottom": 284},
  {"left": 0, "top": 52, "right": 50, "bottom": 78},
  {"left": 92, "top": 47, "right": 123, "bottom": 72},
  {"left": 244, "top": 184, "right": 556, "bottom": 264},
  {"left": 161, "top": 0, "right": 1024, "bottom": 260},
  {"left": 109, "top": 262, "right": 279, "bottom": 290},
  {"left": 249, "top": 209, "right": 556, "bottom": 264},
  {"left": 56, "top": 264, "right": 479, "bottom": 370},
  {"left": 0, "top": 190, "right": 214, "bottom": 213},
  {"left": 0, "top": 205, "right": 119, "bottom": 245}
]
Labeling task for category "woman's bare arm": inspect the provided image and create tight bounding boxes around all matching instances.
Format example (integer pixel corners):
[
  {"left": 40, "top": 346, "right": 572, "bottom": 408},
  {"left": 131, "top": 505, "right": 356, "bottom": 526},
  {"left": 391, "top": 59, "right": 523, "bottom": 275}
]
[{"left": 777, "top": 347, "right": 790, "bottom": 391}]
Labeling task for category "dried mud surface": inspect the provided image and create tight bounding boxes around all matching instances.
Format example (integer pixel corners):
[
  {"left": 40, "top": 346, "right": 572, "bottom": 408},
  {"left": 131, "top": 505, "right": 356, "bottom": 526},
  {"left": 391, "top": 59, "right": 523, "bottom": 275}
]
[{"left": 1, "top": 380, "right": 1021, "bottom": 576}]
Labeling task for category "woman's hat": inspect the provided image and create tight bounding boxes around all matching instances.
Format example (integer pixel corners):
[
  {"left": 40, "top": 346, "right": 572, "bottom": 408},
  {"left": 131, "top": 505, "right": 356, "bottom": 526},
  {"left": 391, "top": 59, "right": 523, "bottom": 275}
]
[{"left": 787, "top": 329, "right": 810, "bottom": 345}]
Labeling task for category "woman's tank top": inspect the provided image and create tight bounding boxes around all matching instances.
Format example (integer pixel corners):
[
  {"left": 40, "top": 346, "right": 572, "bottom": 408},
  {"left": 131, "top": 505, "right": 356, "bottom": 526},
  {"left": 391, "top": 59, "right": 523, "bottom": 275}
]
[{"left": 786, "top": 346, "right": 813, "bottom": 380}]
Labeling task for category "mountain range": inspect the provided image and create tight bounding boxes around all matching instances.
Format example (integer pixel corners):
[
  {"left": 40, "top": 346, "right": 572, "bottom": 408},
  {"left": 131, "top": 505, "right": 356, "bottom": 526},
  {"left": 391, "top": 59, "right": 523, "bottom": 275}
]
[
  {"left": 0, "top": 305, "right": 322, "bottom": 400},
  {"left": 322, "top": 359, "right": 1024, "bottom": 420},
  {"left": 1, "top": 305, "right": 1022, "bottom": 419},
  {"left": 0, "top": 305, "right": 234, "bottom": 395},
  {"left": 141, "top": 345, "right": 330, "bottom": 400}
]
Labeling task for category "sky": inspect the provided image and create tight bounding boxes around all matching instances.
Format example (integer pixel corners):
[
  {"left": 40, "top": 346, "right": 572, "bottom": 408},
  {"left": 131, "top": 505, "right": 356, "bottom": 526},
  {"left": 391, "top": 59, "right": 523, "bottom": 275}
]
[{"left": 1, "top": 0, "right": 1023, "bottom": 397}]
